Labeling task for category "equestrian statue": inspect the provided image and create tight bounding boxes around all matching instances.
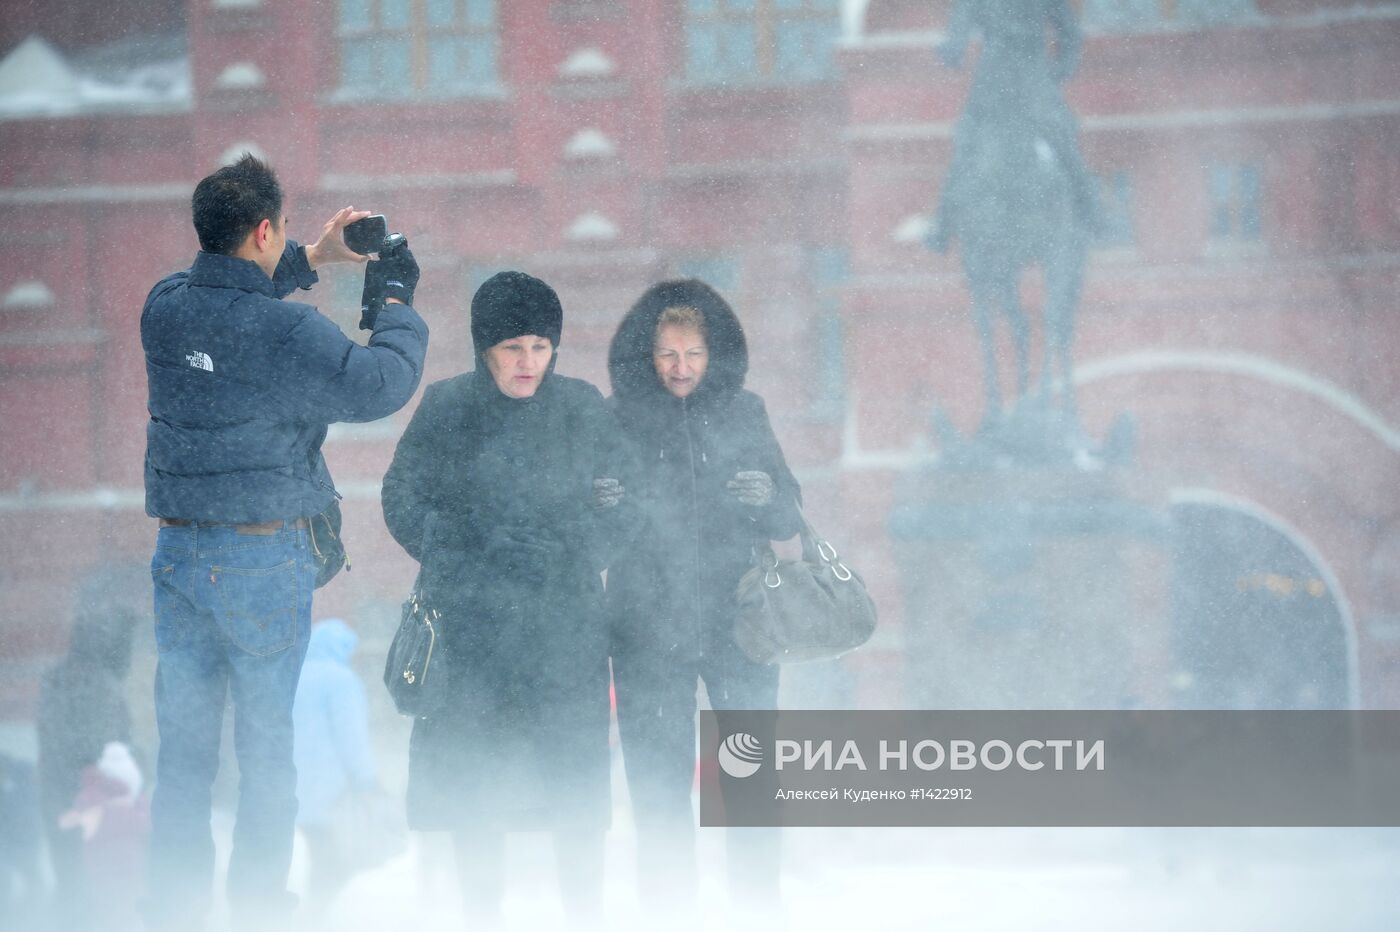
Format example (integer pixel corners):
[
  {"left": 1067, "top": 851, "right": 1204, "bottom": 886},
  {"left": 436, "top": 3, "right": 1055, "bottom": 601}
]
[{"left": 929, "top": 0, "right": 1098, "bottom": 435}]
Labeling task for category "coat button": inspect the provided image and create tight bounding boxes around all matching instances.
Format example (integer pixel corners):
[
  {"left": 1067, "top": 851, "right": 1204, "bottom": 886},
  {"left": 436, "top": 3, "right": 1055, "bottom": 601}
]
[{"left": 512, "top": 456, "right": 524, "bottom": 467}]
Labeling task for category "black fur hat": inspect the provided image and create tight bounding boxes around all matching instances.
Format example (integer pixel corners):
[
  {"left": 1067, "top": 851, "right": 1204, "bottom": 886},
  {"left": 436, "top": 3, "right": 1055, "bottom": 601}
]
[{"left": 470, "top": 271, "right": 564, "bottom": 354}]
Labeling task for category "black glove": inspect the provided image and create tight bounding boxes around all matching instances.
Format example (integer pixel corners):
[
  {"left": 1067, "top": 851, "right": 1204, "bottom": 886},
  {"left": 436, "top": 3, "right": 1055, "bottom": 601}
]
[
  {"left": 507, "top": 527, "right": 570, "bottom": 567},
  {"left": 358, "top": 240, "right": 420, "bottom": 330},
  {"left": 592, "top": 477, "right": 624, "bottom": 510},
  {"left": 482, "top": 526, "right": 568, "bottom": 578},
  {"left": 726, "top": 470, "right": 775, "bottom": 507}
]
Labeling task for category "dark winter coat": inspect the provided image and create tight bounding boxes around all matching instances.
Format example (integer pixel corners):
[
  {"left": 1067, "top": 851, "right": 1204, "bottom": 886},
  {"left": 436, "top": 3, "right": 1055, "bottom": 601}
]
[
  {"left": 381, "top": 367, "right": 629, "bottom": 831},
  {"left": 605, "top": 282, "right": 801, "bottom": 664},
  {"left": 142, "top": 244, "right": 428, "bottom": 523}
]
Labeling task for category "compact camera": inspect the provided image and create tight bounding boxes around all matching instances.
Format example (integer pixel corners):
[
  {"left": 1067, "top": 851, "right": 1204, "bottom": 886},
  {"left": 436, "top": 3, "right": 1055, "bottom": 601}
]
[
  {"left": 345, "top": 213, "right": 408, "bottom": 260},
  {"left": 345, "top": 214, "right": 410, "bottom": 329}
]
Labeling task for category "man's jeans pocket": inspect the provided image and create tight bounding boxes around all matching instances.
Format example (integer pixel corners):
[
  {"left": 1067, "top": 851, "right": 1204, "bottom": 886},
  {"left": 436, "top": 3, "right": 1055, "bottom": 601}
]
[{"left": 210, "top": 558, "right": 300, "bottom": 656}]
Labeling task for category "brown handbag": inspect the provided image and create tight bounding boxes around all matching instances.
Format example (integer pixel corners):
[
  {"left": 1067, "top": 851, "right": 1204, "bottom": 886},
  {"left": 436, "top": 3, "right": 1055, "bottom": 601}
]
[{"left": 734, "top": 509, "right": 878, "bottom": 664}]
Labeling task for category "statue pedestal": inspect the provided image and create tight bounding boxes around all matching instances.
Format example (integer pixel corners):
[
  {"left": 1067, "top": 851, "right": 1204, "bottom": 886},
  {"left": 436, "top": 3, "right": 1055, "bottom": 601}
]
[{"left": 890, "top": 462, "right": 1168, "bottom": 709}]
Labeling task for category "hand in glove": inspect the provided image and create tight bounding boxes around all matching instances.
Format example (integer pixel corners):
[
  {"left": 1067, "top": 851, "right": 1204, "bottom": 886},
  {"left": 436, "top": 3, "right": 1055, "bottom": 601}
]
[
  {"left": 593, "top": 477, "right": 624, "bottom": 510},
  {"left": 508, "top": 527, "right": 570, "bottom": 564},
  {"left": 726, "top": 470, "right": 775, "bottom": 507},
  {"left": 482, "top": 526, "right": 526, "bottom": 575},
  {"left": 483, "top": 526, "right": 568, "bottom": 577},
  {"left": 358, "top": 241, "right": 420, "bottom": 330}
]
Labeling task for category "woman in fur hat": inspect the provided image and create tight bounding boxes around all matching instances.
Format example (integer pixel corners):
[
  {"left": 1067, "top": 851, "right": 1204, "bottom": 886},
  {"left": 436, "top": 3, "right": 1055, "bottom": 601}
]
[
  {"left": 381, "top": 271, "right": 630, "bottom": 923},
  {"left": 606, "top": 279, "right": 801, "bottom": 913}
]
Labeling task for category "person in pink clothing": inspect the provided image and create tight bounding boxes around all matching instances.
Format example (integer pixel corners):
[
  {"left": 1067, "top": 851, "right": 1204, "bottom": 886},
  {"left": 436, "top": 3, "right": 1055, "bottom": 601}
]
[{"left": 59, "top": 741, "right": 151, "bottom": 932}]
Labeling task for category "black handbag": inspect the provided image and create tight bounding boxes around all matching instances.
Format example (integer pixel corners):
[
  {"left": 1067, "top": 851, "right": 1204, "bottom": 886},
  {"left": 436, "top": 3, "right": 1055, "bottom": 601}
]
[
  {"left": 734, "top": 508, "right": 878, "bottom": 664},
  {"left": 308, "top": 499, "right": 349, "bottom": 589},
  {"left": 383, "top": 579, "right": 443, "bottom": 716}
]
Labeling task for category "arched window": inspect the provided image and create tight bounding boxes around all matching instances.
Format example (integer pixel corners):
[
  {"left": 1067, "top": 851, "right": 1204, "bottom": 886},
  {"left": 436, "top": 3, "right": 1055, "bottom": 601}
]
[
  {"left": 338, "top": 0, "right": 499, "bottom": 98},
  {"left": 684, "top": 0, "right": 841, "bottom": 85}
]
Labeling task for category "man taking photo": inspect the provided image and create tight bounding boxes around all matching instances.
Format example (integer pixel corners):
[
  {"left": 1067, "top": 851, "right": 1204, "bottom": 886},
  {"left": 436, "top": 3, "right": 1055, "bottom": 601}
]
[{"left": 140, "top": 153, "right": 428, "bottom": 930}]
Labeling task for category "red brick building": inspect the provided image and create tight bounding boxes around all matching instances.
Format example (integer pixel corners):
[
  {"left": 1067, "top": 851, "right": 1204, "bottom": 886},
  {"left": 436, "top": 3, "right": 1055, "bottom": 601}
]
[{"left": 1, "top": 0, "right": 1397, "bottom": 711}]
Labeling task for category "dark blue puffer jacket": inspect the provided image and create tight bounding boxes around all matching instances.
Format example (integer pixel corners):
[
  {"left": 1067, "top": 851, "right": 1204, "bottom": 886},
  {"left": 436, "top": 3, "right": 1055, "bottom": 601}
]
[{"left": 141, "top": 243, "right": 428, "bottom": 523}]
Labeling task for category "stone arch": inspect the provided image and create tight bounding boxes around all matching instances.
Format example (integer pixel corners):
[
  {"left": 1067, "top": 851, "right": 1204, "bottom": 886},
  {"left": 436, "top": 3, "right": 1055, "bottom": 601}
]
[
  {"left": 1075, "top": 349, "right": 1400, "bottom": 453},
  {"left": 1071, "top": 349, "right": 1398, "bottom": 704}
]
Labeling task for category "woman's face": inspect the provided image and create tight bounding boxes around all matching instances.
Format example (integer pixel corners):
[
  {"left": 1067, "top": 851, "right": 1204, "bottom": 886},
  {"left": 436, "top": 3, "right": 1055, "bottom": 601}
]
[
  {"left": 485, "top": 334, "right": 554, "bottom": 398},
  {"left": 653, "top": 324, "right": 708, "bottom": 398}
]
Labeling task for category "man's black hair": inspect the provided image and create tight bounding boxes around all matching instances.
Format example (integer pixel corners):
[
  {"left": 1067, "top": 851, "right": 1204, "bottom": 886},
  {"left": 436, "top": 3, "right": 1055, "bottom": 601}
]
[{"left": 191, "top": 153, "right": 283, "bottom": 255}]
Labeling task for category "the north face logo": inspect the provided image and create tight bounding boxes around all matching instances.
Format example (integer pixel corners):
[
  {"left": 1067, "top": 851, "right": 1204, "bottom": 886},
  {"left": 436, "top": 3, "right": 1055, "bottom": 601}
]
[{"left": 185, "top": 351, "right": 214, "bottom": 372}]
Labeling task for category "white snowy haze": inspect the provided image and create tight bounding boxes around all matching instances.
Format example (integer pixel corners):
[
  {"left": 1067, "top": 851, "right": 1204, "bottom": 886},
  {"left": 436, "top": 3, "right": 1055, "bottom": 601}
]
[{"left": 1, "top": 0, "right": 1399, "bottom": 929}]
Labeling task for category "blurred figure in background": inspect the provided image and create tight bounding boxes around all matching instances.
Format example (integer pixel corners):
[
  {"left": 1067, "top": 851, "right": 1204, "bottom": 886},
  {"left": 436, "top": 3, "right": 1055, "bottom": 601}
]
[
  {"left": 57, "top": 741, "right": 150, "bottom": 932},
  {"left": 292, "top": 617, "right": 387, "bottom": 918},
  {"left": 606, "top": 280, "right": 801, "bottom": 918},
  {"left": 35, "top": 605, "right": 139, "bottom": 931}
]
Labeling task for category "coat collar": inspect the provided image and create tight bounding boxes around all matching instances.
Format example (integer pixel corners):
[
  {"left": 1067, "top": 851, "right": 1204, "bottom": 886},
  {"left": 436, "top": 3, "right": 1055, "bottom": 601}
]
[{"left": 187, "top": 251, "right": 277, "bottom": 296}]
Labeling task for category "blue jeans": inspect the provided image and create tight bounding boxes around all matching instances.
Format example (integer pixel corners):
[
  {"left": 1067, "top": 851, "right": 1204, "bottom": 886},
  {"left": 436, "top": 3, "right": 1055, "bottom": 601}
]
[{"left": 146, "top": 524, "right": 315, "bottom": 928}]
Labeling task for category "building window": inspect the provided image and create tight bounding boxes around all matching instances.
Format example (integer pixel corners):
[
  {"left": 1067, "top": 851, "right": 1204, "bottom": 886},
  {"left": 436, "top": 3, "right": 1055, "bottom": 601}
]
[
  {"left": 466, "top": 262, "right": 514, "bottom": 300},
  {"left": 1080, "top": 0, "right": 1256, "bottom": 32},
  {"left": 338, "top": 0, "right": 498, "bottom": 98},
  {"left": 805, "top": 245, "right": 846, "bottom": 294},
  {"left": 1080, "top": 0, "right": 1159, "bottom": 32},
  {"left": 1175, "top": 0, "right": 1256, "bottom": 25},
  {"left": 1208, "top": 163, "right": 1263, "bottom": 241},
  {"left": 805, "top": 246, "right": 848, "bottom": 421},
  {"left": 684, "top": 0, "right": 841, "bottom": 86},
  {"left": 1095, "top": 171, "right": 1135, "bottom": 248},
  {"left": 676, "top": 255, "right": 739, "bottom": 293}
]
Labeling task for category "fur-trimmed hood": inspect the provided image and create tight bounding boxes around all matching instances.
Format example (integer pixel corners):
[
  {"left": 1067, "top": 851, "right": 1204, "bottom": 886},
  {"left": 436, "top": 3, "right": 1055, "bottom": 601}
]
[
  {"left": 607, "top": 279, "right": 748, "bottom": 410},
  {"left": 603, "top": 281, "right": 804, "bottom": 663}
]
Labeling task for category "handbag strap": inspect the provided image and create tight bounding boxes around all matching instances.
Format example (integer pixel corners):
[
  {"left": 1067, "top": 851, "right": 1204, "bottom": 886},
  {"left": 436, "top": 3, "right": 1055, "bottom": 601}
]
[
  {"left": 752, "top": 502, "right": 855, "bottom": 586},
  {"left": 408, "top": 568, "right": 430, "bottom": 611}
]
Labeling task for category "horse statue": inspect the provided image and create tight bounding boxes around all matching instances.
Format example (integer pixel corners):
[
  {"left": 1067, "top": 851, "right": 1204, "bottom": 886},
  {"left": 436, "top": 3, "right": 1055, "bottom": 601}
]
[{"left": 928, "top": 0, "right": 1095, "bottom": 436}]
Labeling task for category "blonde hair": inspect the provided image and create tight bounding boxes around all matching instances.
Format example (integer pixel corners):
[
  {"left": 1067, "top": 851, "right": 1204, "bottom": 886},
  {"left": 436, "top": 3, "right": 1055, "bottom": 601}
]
[{"left": 656, "top": 305, "right": 707, "bottom": 341}]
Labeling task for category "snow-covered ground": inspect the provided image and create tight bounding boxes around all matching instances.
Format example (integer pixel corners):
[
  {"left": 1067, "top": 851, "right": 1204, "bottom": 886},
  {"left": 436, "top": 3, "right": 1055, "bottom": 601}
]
[
  {"left": 272, "top": 751, "right": 1400, "bottom": 932},
  {"left": 5, "top": 720, "right": 1397, "bottom": 930},
  {"left": 292, "top": 822, "right": 1400, "bottom": 931},
  {"left": 5, "top": 716, "right": 1394, "bottom": 929}
]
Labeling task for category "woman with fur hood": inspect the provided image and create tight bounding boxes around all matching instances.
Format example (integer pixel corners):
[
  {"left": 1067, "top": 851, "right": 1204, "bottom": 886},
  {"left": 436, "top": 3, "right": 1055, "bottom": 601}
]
[{"left": 606, "top": 279, "right": 801, "bottom": 912}]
